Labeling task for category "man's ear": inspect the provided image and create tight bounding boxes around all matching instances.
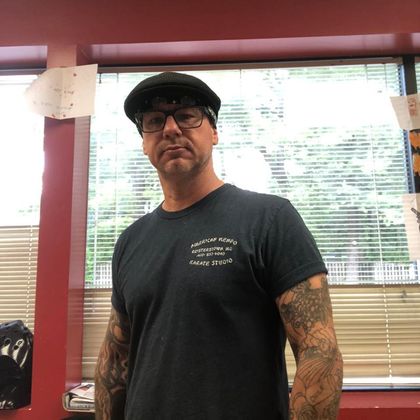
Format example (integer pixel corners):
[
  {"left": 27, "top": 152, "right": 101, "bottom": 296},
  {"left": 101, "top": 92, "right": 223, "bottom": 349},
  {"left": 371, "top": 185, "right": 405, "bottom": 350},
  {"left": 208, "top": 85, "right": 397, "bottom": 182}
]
[
  {"left": 212, "top": 127, "right": 219, "bottom": 146},
  {"left": 142, "top": 139, "right": 148, "bottom": 155}
]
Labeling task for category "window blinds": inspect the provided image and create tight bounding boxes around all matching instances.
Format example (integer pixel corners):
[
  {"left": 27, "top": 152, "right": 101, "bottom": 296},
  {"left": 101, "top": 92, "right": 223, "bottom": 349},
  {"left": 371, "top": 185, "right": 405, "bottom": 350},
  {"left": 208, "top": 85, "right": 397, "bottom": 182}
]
[
  {"left": 84, "top": 63, "right": 420, "bottom": 386},
  {"left": 82, "top": 286, "right": 420, "bottom": 384},
  {"left": 0, "top": 75, "right": 43, "bottom": 333},
  {"left": 0, "top": 226, "right": 38, "bottom": 331}
]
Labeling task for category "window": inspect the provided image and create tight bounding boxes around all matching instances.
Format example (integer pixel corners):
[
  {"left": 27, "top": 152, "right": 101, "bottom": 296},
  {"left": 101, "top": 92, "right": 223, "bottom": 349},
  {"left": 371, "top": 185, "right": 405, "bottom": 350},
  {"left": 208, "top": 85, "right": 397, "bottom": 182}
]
[
  {"left": 0, "top": 74, "right": 44, "bottom": 332},
  {"left": 84, "top": 62, "right": 420, "bottom": 386}
]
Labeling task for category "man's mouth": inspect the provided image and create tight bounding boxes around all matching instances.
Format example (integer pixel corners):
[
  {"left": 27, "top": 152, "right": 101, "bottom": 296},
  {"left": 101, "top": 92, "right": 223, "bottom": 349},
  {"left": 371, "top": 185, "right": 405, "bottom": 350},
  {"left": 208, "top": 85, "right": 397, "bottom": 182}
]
[
  {"left": 165, "top": 145, "right": 186, "bottom": 151},
  {"left": 162, "top": 144, "right": 190, "bottom": 155}
]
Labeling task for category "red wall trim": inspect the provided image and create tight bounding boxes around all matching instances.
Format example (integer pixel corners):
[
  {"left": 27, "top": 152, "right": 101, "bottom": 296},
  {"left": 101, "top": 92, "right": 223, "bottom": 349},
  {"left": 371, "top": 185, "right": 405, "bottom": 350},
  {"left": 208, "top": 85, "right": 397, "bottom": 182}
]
[
  {"left": 0, "top": 46, "right": 46, "bottom": 68},
  {"left": 2, "top": 33, "right": 420, "bottom": 69},
  {"left": 1, "top": 1, "right": 420, "bottom": 68},
  {"left": 1, "top": 0, "right": 420, "bottom": 46},
  {"left": 86, "top": 34, "right": 420, "bottom": 66}
]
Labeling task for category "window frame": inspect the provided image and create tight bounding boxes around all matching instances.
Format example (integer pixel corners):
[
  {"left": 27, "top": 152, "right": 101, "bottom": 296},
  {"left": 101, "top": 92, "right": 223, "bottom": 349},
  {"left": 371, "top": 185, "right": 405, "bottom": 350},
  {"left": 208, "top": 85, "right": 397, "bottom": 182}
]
[{"left": 82, "top": 58, "right": 420, "bottom": 389}]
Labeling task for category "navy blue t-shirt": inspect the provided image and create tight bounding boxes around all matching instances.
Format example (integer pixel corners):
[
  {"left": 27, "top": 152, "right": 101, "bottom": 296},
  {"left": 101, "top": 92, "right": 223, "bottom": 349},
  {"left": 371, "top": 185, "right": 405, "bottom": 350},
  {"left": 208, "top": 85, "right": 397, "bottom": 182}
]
[{"left": 112, "top": 184, "right": 326, "bottom": 420}]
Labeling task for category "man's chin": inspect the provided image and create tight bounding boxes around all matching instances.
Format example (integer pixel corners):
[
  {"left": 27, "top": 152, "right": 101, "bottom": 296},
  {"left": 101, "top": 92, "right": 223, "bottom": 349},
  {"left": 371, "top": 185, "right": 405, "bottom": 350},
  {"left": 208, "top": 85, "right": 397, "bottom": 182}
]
[{"left": 159, "top": 160, "right": 196, "bottom": 176}]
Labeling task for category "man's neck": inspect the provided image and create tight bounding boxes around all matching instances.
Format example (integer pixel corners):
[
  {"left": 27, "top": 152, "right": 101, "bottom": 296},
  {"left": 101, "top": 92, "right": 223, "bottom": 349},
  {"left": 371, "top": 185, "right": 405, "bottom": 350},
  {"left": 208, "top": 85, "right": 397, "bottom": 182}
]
[{"left": 159, "top": 173, "right": 224, "bottom": 212}]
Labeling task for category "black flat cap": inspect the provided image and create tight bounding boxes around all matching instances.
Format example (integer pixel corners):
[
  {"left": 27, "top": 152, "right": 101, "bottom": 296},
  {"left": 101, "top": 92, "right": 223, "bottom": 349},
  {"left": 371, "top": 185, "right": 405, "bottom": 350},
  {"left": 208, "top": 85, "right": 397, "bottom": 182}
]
[{"left": 124, "top": 72, "right": 221, "bottom": 124}]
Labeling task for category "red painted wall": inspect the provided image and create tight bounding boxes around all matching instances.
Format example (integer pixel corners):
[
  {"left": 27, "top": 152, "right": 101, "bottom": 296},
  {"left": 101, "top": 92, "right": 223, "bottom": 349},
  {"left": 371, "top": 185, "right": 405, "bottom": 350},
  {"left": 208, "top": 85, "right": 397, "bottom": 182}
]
[
  {"left": 1, "top": 0, "right": 420, "bottom": 45},
  {"left": 1, "top": 0, "right": 420, "bottom": 66},
  {"left": 1, "top": 0, "right": 420, "bottom": 418}
]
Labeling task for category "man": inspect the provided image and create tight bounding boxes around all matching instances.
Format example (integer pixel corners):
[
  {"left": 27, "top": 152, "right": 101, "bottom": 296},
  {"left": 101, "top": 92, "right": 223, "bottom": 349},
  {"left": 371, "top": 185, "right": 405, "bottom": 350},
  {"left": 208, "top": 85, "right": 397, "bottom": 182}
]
[{"left": 95, "top": 71, "right": 343, "bottom": 420}]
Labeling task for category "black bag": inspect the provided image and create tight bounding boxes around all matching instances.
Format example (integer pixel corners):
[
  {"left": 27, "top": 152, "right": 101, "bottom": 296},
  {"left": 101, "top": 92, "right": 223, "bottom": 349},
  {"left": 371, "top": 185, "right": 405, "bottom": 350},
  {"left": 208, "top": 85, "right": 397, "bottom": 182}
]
[{"left": 0, "top": 320, "right": 33, "bottom": 409}]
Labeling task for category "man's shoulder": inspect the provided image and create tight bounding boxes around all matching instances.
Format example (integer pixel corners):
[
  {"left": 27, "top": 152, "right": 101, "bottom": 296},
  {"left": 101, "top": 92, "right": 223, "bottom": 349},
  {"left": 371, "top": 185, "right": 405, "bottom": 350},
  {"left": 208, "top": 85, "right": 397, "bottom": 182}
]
[
  {"left": 115, "top": 211, "right": 156, "bottom": 248},
  {"left": 224, "top": 184, "right": 290, "bottom": 211}
]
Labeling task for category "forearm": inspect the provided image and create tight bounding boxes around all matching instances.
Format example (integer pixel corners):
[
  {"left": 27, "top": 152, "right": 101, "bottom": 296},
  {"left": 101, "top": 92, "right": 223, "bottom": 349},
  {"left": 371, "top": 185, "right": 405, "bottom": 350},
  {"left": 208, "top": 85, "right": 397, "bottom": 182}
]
[
  {"left": 289, "top": 347, "right": 343, "bottom": 420},
  {"left": 95, "top": 308, "right": 130, "bottom": 420},
  {"left": 94, "top": 344, "right": 128, "bottom": 419},
  {"left": 276, "top": 274, "right": 343, "bottom": 420}
]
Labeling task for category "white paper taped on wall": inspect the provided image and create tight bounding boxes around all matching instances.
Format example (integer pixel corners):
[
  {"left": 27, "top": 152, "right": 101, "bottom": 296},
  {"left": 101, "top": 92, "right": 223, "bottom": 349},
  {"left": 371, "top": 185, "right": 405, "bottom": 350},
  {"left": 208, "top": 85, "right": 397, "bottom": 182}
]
[
  {"left": 24, "top": 64, "right": 98, "bottom": 120},
  {"left": 390, "top": 94, "right": 420, "bottom": 130},
  {"left": 402, "top": 193, "right": 420, "bottom": 261}
]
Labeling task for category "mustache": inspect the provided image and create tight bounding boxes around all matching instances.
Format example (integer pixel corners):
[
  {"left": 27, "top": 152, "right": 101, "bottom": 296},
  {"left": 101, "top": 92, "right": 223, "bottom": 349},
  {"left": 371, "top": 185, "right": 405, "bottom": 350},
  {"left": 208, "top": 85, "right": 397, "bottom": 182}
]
[{"left": 158, "top": 141, "right": 192, "bottom": 154}]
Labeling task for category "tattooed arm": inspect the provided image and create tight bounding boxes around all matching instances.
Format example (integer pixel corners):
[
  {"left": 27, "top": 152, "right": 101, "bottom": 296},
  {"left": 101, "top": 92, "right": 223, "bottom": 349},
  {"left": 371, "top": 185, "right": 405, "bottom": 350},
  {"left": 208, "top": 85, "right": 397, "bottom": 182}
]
[
  {"left": 276, "top": 273, "right": 343, "bottom": 420},
  {"left": 95, "top": 306, "right": 130, "bottom": 420}
]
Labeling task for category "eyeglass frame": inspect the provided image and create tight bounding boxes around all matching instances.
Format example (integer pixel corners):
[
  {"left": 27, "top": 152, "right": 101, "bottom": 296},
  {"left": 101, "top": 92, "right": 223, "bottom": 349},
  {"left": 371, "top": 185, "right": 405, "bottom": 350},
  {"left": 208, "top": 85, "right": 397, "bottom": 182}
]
[{"left": 134, "top": 105, "right": 217, "bottom": 134}]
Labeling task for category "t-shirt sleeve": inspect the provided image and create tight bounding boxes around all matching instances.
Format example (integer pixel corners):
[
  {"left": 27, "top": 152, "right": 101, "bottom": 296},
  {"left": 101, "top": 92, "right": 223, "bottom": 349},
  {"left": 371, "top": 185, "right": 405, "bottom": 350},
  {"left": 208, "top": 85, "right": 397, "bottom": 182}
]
[
  {"left": 262, "top": 200, "right": 327, "bottom": 299},
  {"left": 111, "top": 232, "right": 128, "bottom": 315}
]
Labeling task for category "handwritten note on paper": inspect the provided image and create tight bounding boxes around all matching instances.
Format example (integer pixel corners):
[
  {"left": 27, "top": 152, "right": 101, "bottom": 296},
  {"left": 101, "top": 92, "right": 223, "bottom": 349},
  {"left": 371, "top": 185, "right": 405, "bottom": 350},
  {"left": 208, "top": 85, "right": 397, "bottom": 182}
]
[
  {"left": 402, "top": 193, "right": 420, "bottom": 260},
  {"left": 25, "top": 64, "right": 98, "bottom": 119},
  {"left": 390, "top": 94, "right": 420, "bottom": 130}
]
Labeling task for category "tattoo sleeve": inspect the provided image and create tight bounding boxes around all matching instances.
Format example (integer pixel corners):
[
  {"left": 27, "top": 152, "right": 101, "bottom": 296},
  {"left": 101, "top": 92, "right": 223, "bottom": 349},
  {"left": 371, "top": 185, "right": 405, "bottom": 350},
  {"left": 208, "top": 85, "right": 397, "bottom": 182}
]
[
  {"left": 277, "top": 274, "right": 343, "bottom": 420},
  {"left": 95, "top": 307, "right": 130, "bottom": 420}
]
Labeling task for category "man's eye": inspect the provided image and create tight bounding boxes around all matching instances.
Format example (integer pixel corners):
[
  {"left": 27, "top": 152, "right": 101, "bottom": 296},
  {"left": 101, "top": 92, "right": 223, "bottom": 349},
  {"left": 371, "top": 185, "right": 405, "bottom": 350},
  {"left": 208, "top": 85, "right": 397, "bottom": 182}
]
[
  {"left": 176, "top": 112, "right": 195, "bottom": 122},
  {"left": 176, "top": 108, "right": 201, "bottom": 123},
  {"left": 150, "top": 117, "right": 164, "bottom": 125},
  {"left": 144, "top": 114, "right": 164, "bottom": 126}
]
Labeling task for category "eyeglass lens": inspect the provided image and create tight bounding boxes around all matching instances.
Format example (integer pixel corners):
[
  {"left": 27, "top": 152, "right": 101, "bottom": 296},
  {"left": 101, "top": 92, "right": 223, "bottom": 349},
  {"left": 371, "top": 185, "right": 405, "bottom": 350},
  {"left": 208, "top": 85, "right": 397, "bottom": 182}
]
[{"left": 140, "top": 107, "right": 204, "bottom": 132}]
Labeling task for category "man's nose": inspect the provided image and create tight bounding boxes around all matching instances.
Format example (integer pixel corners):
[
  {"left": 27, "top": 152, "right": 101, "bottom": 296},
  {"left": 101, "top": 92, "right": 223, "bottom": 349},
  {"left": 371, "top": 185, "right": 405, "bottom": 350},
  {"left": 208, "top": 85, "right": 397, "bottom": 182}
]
[{"left": 163, "top": 115, "right": 182, "bottom": 136}]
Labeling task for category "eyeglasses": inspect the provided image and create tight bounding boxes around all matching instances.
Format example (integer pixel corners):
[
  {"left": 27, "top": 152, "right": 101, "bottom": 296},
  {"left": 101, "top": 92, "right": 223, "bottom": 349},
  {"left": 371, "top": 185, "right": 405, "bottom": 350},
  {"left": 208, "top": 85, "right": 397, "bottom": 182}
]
[{"left": 135, "top": 106, "right": 212, "bottom": 133}]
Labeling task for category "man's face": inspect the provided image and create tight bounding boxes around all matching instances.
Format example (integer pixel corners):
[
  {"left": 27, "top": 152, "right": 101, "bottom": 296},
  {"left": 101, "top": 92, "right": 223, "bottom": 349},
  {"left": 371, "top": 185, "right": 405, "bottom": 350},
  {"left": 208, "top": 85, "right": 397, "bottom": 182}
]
[{"left": 141, "top": 103, "right": 218, "bottom": 178}]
